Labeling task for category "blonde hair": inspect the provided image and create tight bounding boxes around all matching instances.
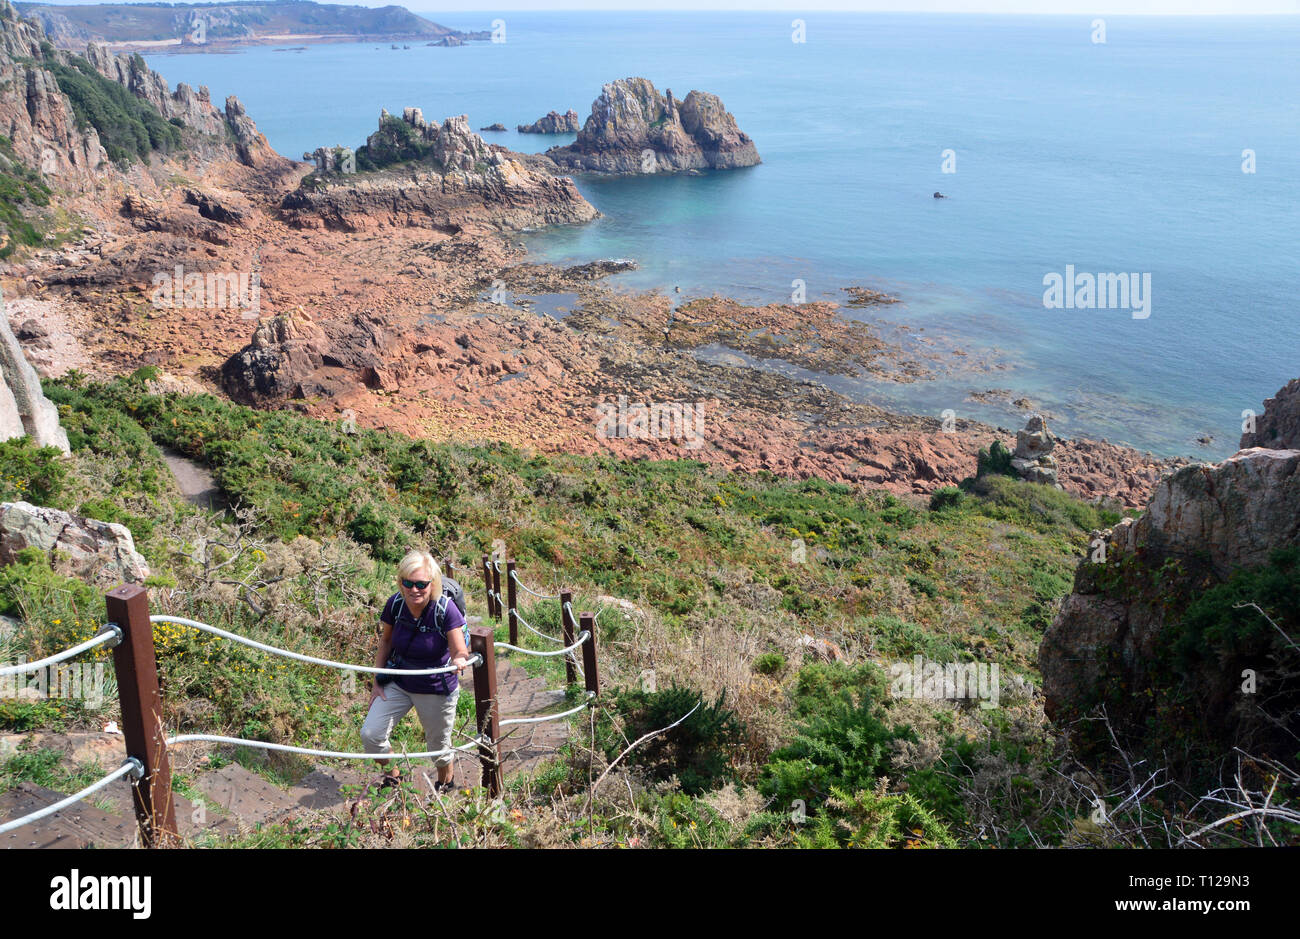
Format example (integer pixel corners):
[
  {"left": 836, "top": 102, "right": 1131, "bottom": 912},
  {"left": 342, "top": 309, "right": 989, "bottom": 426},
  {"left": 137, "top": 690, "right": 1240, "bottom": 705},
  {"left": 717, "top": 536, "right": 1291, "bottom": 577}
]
[{"left": 397, "top": 550, "right": 442, "bottom": 596}]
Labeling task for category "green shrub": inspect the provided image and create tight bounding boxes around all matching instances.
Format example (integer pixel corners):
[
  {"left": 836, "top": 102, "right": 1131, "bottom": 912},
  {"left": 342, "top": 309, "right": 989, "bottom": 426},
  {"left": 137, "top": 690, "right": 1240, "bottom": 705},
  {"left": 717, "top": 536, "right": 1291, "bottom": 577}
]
[
  {"left": 760, "top": 662, "right": 914, "bottom": 816},
  {"left": 0, "top": 136, "right": 52, "bottom": 257},
  {"left": 0, "top": 436, "right": 70, "bottom": 507},
  {"left": 753, "top": 652, "right": 786, "bottom": 675},
  {"left": 793, "top": 785, "right": 957, "bottom": 848},
  {"left": 603, "top": 684, "right": 746, "bottom": 796},
  {"left": 974, "top": 439, "right": 1016, "bottom": 479},
  {"left": 928, "top": 486, "right": 966, "bottom": 513},
  {"left": 0, "top": 546, "right": 101, "bottom": 632}
]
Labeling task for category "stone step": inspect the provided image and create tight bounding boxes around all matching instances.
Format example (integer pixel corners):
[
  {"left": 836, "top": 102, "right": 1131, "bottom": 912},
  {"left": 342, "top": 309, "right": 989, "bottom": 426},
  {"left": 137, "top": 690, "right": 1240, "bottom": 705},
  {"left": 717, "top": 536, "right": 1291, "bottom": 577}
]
[
  {"left": 192, "top": 763, "right": 301, "bottom": 825},
  {"left": 0, "top": 781, "right": 137, "bottom": 849}
]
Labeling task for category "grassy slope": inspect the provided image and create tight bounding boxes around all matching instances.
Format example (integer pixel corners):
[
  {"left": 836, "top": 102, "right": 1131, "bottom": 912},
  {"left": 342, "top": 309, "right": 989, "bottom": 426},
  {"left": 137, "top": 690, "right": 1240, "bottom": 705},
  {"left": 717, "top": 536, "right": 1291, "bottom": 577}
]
[{"left": 14, "top": 369, "right": 1243, "bottom": 848}]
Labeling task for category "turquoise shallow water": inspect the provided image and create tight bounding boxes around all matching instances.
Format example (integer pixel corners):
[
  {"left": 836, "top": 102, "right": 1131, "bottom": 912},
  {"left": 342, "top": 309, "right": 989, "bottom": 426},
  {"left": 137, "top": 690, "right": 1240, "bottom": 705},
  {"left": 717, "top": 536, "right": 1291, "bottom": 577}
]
[{"left": 148, "top": 12, "right": 1300, "bottom": 458}]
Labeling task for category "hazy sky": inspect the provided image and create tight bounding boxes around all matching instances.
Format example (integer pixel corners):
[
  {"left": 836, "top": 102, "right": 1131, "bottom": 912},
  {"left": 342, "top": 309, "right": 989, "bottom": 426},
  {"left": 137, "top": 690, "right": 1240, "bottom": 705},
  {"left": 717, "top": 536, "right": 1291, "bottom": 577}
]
[
  {"left": 407, "top": 2, "right": 1300, "bottom": 10},
  {"left": 23, "top": 0, "right": 1300, "bottom": 12}
]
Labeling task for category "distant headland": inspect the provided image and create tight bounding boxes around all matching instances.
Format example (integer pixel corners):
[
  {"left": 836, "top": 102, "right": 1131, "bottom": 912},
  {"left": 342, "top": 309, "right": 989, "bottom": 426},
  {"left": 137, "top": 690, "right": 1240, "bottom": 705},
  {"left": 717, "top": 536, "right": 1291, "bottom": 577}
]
[{"left": 14, "top": 0, "right": 488, "bottom": 52}]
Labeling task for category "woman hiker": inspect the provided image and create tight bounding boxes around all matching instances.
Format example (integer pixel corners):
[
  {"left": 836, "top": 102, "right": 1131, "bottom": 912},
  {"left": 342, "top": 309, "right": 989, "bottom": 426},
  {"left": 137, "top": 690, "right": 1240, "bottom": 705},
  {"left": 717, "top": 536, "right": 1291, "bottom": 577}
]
[{"left": 361, "top": 550, "right": 471, "bottom": 792}]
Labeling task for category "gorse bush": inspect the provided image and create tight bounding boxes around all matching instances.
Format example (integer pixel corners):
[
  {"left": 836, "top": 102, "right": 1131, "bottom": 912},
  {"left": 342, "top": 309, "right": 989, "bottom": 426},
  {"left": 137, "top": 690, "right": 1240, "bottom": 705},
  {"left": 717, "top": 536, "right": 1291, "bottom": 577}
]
[
  {"left": 793, "top": 784, "right": 957, "bottom": 849},
  {"left": 974, "top": 439, "right": 1016, "bottom": 480},
  {"left": 0, "top": 436, "right": 70, "bottom": 507},
  {"left": 603, "top": 684, "right": 746, "bottom": 796},
  {"left": 760, "top": 662, "right": 914, "bottom": 817}
]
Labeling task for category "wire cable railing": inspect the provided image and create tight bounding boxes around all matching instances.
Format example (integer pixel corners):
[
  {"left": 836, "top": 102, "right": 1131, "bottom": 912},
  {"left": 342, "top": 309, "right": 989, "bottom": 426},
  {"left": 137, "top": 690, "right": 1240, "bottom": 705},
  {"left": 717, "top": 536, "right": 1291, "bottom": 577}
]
[
  {"left": 165, "top": 734, "right": 487, "bottom": 761},
  {"left": 500, "top": 691, "right": 596, "bottom": 727},
  {"left": 1, "top": 557, "right": 608, "bottom": 840},
  {"left": 148, "top": 615, "right": 481, "bottom": 676},
  {"left": 497, "top": 630, "right": 589, "bottom": 658},
  {"left": 0, "top": 624, "right": 121, "bottom": 677},
  {"left": 509, "top": 568, "right": 561, "bottom": 600},
  {"left": 513, "top": 608, "right": 565, "bottom": 645},
  {"left": 0, "top": 758, "right": 142, "bottom": 837}
]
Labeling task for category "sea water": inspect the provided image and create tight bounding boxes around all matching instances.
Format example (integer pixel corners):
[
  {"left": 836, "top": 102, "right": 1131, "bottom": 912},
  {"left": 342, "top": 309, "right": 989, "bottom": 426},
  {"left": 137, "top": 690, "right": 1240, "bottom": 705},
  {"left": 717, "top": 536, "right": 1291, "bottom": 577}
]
[{"left": 148, "top": 12, "right": 1300, "bottom": 458}]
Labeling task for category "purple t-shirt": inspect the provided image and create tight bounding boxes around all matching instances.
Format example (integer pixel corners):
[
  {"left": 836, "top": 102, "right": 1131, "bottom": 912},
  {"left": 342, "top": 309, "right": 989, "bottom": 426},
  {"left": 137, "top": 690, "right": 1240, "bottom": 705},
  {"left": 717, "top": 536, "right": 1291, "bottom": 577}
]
[{"left": 380, "top": 593, "right": 465, "bottom": 695}]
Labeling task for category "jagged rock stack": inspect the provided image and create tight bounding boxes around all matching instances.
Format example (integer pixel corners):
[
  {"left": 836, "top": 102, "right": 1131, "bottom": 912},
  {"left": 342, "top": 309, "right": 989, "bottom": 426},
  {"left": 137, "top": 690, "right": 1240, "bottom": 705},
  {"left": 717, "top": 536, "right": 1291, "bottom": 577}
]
[
  {"left": 1011, "top": 414, "right": 1060, "bottom": 487},
  {"left": 517, "top": 109, "right": 580, "bottom": 133},
  {"left": 281, "top": 109, "right": 598, "bottom": 233},
  {"left": 545, "top": 77, "right": 760, "bottom": 174},
  {"left": 1240, "top": 378, "right": 1300, "bottom": 451}
]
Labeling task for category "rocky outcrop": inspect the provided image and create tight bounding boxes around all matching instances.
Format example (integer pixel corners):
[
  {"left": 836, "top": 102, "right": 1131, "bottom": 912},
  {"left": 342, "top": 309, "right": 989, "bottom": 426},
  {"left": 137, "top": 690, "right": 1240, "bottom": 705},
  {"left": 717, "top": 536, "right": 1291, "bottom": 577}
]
[
  {"left": 1011, "top": 414, "right": 1060, "bottom": 486},
  {"left": 223, "top": 94, "right": 279, "bottom": 167},
  {"left": 220, "top": 307, "right": 395, "bottom": 406},
  {"left": 545, "top": 78, "right": 760, "bottom": 174},
  {"left": 281, "top": 111, "right": 598, "bottom": 233},
  {"left": 1241, "top": 378, "right": 1300, "bottom": 451},
  {"left": 0, "top": 4, "right": 107, "bottom": 189},
  {"left": 0, "top": 1, "right": 283, "bottom": 195},
  {"left": 479, "top": 123, "right": 506, "bottom": 132},
  {"left": 1040, "top": 444, "right": 1300, "bottom": 773},
  {"left": 0, "top": 501, "right": 150, "bottom": 585},
  {"left": 0, "top": 295, "right": 68, "bottom": 453},
  {"left": 183, "top": 187, "right": 251, "bottom": 227},
  {"left": 220, "top": 307, "right": 331, "bottom": 405},
  {"left": 517, "top": 110, "right": 580, "bottom": 134}
]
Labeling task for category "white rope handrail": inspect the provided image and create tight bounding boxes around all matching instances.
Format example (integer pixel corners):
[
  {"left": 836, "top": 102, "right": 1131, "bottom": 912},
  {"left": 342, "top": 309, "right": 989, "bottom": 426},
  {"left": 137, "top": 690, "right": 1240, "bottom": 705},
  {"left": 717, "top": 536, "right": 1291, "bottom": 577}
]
[
  {"left": 500, "top": 691, "right": 596, "bottom": 726},
  {"left": 509, "top": 570, "right": 561, "bottom": 600},
  {"left": 0, "top": 625, "right": 121, "bottom": 677},
  {"left": 166, "top": 734, "right": 487, "bottom": 760},
  {"left": 0, "top": 757, "right": 142, "bottom": 837},
  {"left": 513, "top": 609, "right": 565, "bottom": 645},
  {"left": 149, "top": 615, "right": 480, "bottom": 676},
  {"left": 497, "top": 630, "right": 589, "bottom": 658}
]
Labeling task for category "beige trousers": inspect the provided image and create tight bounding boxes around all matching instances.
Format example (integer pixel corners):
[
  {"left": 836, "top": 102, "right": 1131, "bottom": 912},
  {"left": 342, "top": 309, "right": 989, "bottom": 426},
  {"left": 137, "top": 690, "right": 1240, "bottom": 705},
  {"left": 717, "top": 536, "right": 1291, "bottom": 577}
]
[{"left": 360, "top": 683, "right": 460, "bottom": 767}]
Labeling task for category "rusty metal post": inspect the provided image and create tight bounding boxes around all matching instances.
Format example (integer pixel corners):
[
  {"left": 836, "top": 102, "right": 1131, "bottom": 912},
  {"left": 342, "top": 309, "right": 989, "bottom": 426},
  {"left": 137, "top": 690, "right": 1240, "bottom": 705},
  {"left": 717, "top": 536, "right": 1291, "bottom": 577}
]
[
  {"left": 105, "top": 584, "right": 178, "bottom": 848},
  {"left": 506, "top": 559, "right": 518, "bottom": 645},
  {"left": 481, "top": 554, "right": 496, "bottom": 619},
  {"left": 491, "top": 556, "right": 503, "bottom": 622},
  {"left": 469, "top": 626, "right": 502, "bottom": 797},
  {"left": 580, "top": 612, "right": 599, "bottom": 698},
  {"left": 443, "top": 557, "right": 454, "bottom": 580},
  {"left": 560, "top": 590, "right": 577, "bottom": 686}
]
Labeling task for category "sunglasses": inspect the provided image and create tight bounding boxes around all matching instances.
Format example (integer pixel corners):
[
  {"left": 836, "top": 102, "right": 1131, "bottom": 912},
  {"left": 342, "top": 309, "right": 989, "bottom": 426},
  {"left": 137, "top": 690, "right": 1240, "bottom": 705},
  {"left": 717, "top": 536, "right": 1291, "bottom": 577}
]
[{"left": 401, "top": 579, "right": 432, "bottom": 590}]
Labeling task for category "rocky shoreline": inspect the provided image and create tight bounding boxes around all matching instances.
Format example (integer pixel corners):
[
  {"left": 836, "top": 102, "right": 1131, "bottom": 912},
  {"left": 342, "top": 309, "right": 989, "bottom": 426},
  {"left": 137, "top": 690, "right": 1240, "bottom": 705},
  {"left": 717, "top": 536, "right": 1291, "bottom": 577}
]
[{"left": 0, "top": 17, "right": 1183, "bottom": 509}]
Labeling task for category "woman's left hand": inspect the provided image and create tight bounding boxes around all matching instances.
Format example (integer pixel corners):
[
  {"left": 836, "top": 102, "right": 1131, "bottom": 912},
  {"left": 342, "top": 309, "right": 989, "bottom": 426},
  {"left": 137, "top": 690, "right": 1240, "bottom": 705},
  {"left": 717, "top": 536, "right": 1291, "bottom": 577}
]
[{"left": 452, "top": 655, "right": 471, "bottom": 674}]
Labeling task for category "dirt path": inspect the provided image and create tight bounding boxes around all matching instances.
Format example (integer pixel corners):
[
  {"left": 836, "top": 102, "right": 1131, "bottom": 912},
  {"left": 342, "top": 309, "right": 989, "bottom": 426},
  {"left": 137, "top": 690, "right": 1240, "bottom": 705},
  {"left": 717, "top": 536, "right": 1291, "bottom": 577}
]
[
  {"left": 161, "top": 446, "right": 224, "bottom": 511},
  {"left": 0, "top": 655, "right": 573, "bottom": 847}
]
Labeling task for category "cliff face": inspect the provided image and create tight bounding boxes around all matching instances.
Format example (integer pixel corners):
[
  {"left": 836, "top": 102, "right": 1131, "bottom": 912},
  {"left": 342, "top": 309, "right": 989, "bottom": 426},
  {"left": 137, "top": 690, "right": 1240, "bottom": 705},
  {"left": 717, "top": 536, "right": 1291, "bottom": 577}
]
[
  {"left": 1040, "top": 380, "right": 1300, "bottom": 777},
  {"left": 1241, "top": 378, "right": 1300, "bottom": 451},
  {"left": 0, "top": 0, "right": 280, "bottom": 201},
  {"left": 546, "top": 77, "right": 760, "bottom": 175},
  {"left": 283, "top": 111, "right": 598, "bottom": 233},
  {"left": 0, "top": 4, "right": 106, "bottom": 189}
]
